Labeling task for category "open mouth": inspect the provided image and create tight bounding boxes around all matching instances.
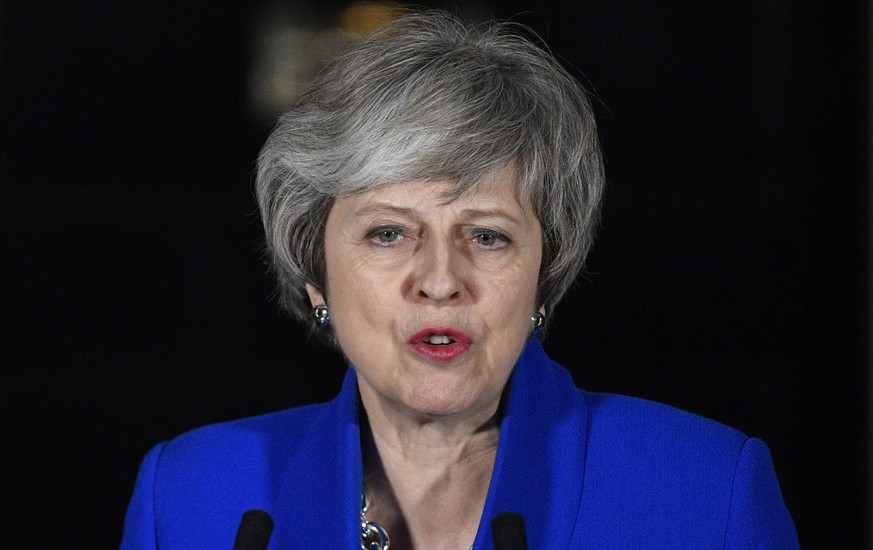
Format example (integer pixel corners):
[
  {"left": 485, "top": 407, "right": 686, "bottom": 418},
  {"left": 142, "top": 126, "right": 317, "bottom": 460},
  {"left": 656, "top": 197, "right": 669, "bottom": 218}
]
[{"left": 409, "top": 327, "right": 472, "bottom": 362}]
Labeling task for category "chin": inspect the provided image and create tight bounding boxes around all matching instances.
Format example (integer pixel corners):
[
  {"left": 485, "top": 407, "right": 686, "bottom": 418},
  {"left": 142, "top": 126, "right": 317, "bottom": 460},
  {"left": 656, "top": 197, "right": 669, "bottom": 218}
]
[{"left": 404, "top": 384, "right": 485, "bottom": 419}]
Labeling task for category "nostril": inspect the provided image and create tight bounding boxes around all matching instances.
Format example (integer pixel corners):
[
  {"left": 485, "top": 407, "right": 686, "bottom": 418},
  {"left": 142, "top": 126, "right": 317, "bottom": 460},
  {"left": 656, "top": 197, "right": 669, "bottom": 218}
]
[
  {"left": 413, "top": 249, "right": 466, "bottom": 302},
  {"left": 417, "top": 287, "right": 461, "bottom": 303}
]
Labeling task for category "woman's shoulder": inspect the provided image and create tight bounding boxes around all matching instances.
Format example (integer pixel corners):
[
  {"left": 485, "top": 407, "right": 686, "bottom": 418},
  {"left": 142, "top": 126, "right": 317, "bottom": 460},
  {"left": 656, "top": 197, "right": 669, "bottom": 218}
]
[
  {"left": 576, "top": 390, "right": 757, "bottom": 501},
  {"left": 582, "top": 390, "right": 749, "bottom": 454},
  {"left": 570, "top": 390, "right": 798, "bottom": 547},
  {"left": 158, "top": 400, "right": 333, "bottom": 465},
  {"left": 121, "top": 400, "right": 344, "bottom": 549},
  {"left": 579, "top": 389, "right": 757, "bottom": 481},
  {"left": 140, "top": 399, "right": 338, "bottom": 503}
]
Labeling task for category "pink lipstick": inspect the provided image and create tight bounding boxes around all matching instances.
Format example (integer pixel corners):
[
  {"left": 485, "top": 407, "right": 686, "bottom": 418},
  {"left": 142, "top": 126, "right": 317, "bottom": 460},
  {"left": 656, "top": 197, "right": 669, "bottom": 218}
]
[{"left": 408, "top": 327, "right": 472, "bottom": 363}]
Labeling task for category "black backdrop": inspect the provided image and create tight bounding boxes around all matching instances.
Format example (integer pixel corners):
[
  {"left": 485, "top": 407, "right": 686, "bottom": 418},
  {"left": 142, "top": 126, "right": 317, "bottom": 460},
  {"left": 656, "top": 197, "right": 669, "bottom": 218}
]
[{"left": 2, "top": 1, "right": 869, "bottom": 548}]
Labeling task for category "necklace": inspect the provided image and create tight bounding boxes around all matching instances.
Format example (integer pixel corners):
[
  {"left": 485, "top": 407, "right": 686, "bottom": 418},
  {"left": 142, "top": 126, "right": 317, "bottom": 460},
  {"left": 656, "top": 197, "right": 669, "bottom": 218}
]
[
  {"left": 361, "top": 493, "right": 390, "bottom": 550},
  {"left": 360, "top": 493, "right": 475, "bottom": 550}
]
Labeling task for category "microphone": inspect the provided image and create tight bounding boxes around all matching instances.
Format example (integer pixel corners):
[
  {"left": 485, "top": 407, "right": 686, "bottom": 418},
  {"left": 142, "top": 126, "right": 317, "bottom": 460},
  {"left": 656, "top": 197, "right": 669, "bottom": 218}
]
[
  {"left": 231, "top": 509, "right": 274, "bottom": 550},
  {"left": 491, "top": 512, "right": 528, "bottom": 550}
]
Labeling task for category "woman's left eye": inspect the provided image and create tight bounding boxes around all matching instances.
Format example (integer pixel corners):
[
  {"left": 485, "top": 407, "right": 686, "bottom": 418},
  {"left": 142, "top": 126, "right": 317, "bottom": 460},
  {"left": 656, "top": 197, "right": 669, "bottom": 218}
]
[
  {"left": 472, "top": 229, "right": 509, "bottom": 247},
  {"left": 376, "top": 229, "right": 402, "bottom": 243}
]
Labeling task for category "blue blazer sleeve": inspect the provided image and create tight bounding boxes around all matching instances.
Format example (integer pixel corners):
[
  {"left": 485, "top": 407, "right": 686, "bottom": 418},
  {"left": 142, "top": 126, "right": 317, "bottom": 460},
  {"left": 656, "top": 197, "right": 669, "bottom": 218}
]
[
  {"left": 120, "top": 443, "right": 165, "bottom": 550},
  {"left": 724, "top": 438, "right": 799, "bottom": 549}
]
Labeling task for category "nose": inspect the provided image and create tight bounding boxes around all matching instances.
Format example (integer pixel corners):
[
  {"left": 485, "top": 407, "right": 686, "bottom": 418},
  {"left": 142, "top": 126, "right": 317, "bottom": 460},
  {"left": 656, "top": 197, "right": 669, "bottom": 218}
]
[{"left": 411, "top": 236, "right": 468, "bottom": 304}]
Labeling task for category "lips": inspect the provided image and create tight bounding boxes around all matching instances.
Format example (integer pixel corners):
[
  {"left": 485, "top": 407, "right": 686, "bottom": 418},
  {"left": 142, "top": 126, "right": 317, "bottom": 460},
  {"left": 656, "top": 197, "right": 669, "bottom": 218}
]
[{"left": 408, "top": 327, "right": 472, "bottom": 363}]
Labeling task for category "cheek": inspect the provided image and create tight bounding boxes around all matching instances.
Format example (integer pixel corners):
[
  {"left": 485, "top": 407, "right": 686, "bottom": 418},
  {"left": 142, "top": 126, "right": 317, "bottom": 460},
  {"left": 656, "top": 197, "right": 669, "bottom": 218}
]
[
  {"left": 481, "top": 267, "right": 540, "bottom": 337},
  {"left": 491, "top": 260, "right": 540, "bottom": 302},
  {"left": 326, "top": 261, "right": 397, "bottom": 342}
]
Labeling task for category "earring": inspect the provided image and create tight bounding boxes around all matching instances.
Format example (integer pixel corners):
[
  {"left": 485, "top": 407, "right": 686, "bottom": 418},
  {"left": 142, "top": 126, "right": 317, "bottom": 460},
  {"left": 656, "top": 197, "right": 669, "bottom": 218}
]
[
  {"left": 313, "top": 305, "right": 331, "bottom": 329},
  {"left": 530, "top": 312, "right": 545, "bottom": 335}
]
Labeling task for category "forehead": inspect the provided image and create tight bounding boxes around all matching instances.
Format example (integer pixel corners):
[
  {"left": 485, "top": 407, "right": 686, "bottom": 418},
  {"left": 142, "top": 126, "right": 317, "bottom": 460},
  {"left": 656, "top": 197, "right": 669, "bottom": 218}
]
[{"left": 335, "top": 165, "right": 532, "bottom": 219}]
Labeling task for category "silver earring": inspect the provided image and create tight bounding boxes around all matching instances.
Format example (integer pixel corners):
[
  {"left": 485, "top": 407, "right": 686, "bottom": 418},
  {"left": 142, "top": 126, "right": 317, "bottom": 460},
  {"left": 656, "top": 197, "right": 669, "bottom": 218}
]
[
  {"left": 313, "top": 305, "right": 330, "bottom": 329},
  {"left": 531, "top": 312, "right": 545, "bottom": 335}
]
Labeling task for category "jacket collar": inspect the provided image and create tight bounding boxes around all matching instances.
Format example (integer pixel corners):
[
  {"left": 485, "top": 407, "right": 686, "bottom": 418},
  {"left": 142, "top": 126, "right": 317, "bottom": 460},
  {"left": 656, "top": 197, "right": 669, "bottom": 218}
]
[{"left": 269, "top": 337, "right": 588, "bottom": 548}]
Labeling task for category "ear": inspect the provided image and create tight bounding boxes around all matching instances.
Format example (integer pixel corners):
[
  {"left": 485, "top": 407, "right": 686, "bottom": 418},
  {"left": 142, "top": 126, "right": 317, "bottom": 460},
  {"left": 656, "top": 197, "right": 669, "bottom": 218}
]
[
  {"left": 538, "top": 304, "right": 546, "bottom": 317},
  {"left": 305, "top": 283, "right": 326, "bottom": 307}
]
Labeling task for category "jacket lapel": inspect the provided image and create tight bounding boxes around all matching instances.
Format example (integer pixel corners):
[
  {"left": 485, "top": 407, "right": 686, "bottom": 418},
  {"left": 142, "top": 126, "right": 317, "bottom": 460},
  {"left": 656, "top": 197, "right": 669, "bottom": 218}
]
[
  {"left": 269, "top": 368, "right": 363, "bottom": 548},
  {"left": 473, "top": 338, "right": 589, "bottom": 549}
]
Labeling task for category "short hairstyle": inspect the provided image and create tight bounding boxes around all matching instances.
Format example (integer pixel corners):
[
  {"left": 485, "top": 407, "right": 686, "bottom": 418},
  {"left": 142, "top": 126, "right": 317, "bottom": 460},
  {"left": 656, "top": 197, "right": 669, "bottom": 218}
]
[{"left": 256, "top": 9, "right": 604, "bottom": 336}]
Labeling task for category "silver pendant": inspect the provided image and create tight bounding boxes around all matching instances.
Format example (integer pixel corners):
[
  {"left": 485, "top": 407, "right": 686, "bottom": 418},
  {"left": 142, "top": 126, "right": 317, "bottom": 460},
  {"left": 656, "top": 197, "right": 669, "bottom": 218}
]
[{"left": 361, "top": 493, "right": 390, "bottom": 550}]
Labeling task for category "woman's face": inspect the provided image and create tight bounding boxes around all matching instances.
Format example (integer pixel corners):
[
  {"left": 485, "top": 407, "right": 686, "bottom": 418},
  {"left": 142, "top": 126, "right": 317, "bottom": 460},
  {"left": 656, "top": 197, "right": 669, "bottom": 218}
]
[{"left": 306, "top": 166, "right": 543, "bottom": 420}]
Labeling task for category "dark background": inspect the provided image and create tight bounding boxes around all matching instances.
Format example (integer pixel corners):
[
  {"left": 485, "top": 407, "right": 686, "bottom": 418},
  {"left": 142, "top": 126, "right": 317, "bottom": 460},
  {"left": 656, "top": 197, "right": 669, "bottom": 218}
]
[{"left": 3, "top": 1, "right": 869, "bottom": 548}]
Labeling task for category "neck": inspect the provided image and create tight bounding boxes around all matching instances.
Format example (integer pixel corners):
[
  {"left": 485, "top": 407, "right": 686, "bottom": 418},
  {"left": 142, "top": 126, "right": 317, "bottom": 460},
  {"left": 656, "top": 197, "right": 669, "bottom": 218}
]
[{"left": 360, "top": 395, "right": 501, "bottom": 550}]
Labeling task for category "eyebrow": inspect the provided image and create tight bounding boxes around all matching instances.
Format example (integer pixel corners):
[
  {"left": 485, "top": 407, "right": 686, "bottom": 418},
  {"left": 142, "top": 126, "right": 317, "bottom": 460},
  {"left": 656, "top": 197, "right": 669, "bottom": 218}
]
[
  {"left": 353, "top": 203, "right": 419, "bottom": 218},
  {"left": 458, "top": 208, "right": 524, "bottom": 226}
]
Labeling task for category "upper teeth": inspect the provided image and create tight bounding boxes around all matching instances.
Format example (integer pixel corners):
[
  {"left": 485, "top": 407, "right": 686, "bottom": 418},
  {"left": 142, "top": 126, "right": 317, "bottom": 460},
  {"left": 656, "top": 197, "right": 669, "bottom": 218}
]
[{"left": 426, "top": 335, "right": 452, "bottom": 345}]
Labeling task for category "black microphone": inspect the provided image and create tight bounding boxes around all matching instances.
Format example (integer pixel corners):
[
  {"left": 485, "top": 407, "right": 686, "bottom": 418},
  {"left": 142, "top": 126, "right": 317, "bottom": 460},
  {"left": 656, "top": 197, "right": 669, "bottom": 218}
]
[
  {"left": 491, "top": 512, "right": 528, "bottom": 550},
  {"left": 232, "top": 509, "right": 274, "bottom": 550}
]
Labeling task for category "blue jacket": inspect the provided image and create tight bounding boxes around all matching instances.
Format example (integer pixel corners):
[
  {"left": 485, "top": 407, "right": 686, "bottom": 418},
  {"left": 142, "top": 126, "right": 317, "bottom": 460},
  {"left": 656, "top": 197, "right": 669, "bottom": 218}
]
[{"left": 121, "top": 338, "right": 799, "bottom": 548}]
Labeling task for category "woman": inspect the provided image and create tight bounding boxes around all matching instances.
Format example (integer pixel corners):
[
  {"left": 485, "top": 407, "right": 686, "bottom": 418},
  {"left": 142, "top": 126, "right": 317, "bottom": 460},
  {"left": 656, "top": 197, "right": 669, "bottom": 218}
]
[{"left": 121, "top": 10, "right": 798, "bottom": 549}]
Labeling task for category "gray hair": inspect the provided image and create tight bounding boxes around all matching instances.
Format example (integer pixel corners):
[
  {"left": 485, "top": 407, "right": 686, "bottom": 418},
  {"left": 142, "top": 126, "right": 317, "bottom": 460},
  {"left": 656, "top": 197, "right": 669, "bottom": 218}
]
[{"left": 256, "top": 10, "right": 605, "bottom": 335}]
